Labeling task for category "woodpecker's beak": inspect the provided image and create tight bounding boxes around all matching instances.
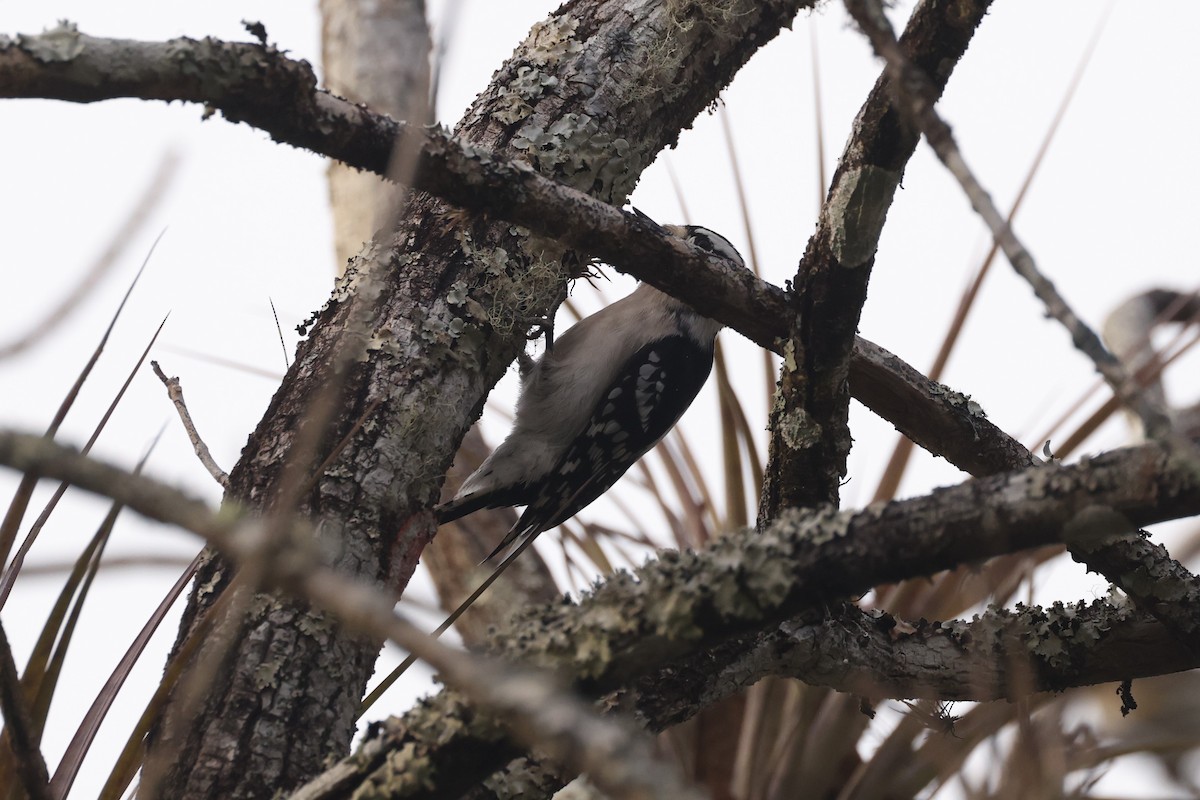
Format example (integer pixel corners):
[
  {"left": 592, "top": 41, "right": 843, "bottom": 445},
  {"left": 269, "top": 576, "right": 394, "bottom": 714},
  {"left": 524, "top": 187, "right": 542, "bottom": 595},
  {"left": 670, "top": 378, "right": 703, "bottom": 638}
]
[{"left": 631, "top": 207, "right": 665, "bottom": 231}]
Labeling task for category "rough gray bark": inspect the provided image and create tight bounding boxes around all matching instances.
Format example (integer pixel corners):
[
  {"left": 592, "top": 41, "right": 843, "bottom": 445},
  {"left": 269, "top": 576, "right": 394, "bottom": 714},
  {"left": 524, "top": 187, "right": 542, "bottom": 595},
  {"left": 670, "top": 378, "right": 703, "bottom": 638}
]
[{"left": 637, "top": 601, "right": 1199, "bottom": 722}]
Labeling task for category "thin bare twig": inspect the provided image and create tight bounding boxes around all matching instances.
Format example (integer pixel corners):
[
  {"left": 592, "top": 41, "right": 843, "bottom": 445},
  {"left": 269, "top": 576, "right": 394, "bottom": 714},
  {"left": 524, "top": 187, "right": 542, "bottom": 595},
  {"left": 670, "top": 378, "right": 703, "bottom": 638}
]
[
  {"left": 871, "top": 6, "right": 1113, "bottom": 502},
  {"left": 844, "top": 0, "right": 1172, "bottom": 441},
  {"left": 150, "top": 361, "right": 229, "bottom": 488},
  {"left": 268, "top": 298, "right": 290, "bottom": 369}
]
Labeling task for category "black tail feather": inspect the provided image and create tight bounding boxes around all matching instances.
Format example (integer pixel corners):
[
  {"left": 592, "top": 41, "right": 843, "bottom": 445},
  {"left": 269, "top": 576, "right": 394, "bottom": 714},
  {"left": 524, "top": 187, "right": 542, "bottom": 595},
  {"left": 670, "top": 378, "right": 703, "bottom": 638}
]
[{"left": 434, "top": 492, "right": 495, "bottom": 524}]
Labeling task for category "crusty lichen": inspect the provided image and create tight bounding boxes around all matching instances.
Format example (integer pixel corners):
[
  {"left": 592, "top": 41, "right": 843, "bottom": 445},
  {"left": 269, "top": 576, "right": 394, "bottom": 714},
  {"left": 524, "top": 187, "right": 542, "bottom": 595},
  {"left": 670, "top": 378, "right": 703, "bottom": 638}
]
[
  {"left": 352, "top": 693, "right": 510, "bottom": 799},
  {"left": 526, "top": 14, "right": 584, "bottom": 66},
  {"left": 13, "top": 19, "right": 84, "bottom": 61},
  {"left": 929, "top": 383, "right": 987, "bottom": 418},
  {"left": 773, "top": 405, "right": 822, "bottom": 451},
  {"left": 511, "top": 112, "right": 633, "bottom": 199},
  {"left": 480, "top": 14, "right": 578, "bottom": 128},
  {"left": 824, "top": 164, "right": 901, "bottom": 269}
]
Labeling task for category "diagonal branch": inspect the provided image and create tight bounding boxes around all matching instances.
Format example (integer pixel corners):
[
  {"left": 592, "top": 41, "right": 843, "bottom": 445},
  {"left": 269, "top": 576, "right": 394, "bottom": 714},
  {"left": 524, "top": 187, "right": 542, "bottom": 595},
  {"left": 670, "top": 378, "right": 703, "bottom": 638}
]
[
  {"left": 0, "top": 21, "right": 1035, "bottom": 491},
  {"left": 853, "top": 339, "right": 1200, "bottom": 653},
  {"left": 841, "top": 0, "right": 1200, "bottom": 659},
  {"left": 10, "top": 7, "right": 831, "bottom": 793},
  {"left": 0, "top": 22, "right": 784, "bottom": 350},
  {"left": 420, "top": 597, "right": 1200, "bottom": 799},
  {"left": 843, "top": 0, "right": 1173, "bottom": 441},
  {"left": 309, "top": 438, "right": 1200, "bottom": 798},
  {"left": 120, "top": 3, "right": 822, "bottom": 793}
]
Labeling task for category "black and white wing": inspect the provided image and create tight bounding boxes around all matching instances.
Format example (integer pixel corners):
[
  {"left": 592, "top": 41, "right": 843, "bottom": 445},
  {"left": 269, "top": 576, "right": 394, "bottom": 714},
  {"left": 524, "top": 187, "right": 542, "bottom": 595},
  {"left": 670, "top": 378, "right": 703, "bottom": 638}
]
[{"left": 486, "top": 333, "right": 715, "bottom": 559}]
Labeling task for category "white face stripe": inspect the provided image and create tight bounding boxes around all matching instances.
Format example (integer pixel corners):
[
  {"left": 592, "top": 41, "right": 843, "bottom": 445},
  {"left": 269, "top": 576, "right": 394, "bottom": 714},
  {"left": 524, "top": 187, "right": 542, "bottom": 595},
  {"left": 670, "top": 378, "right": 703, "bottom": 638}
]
[
  {"left": 662, "top": 223, "right": 746, "bottom": 269},
  {"left": 682, "top": 226, "right": 745, "bottom": 268}
]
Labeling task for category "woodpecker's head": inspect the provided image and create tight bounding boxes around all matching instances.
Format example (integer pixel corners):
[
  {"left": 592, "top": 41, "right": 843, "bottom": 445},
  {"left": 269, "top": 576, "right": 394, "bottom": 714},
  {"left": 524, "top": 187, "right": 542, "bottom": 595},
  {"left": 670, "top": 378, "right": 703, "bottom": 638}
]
[{"left": 664, "top": 224, "right": 745, "bottom": 270}]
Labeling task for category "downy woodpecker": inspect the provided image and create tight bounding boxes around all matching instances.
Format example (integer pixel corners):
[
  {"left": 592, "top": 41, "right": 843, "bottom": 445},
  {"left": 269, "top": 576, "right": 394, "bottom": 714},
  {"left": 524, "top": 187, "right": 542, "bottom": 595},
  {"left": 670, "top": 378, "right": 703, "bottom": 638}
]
[{"left": 438, "top": 225, "right": 745, "bottom": 559}]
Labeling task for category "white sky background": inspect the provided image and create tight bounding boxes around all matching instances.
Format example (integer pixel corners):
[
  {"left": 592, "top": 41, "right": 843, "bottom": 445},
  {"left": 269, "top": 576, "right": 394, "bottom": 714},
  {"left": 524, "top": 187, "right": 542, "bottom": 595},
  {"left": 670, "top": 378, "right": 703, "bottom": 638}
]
[{"left": 2, "top": 0, "right": 1198, "bottom": 796}]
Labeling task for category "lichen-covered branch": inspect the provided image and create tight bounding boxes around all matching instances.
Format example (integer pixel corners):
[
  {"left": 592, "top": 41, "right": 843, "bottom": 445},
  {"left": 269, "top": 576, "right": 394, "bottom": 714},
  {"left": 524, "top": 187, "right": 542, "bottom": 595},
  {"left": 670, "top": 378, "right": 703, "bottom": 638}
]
[
  {"left": 848, "top": 338, "right": 1033, "bottom": 476},
  {"left": 431, "top": 592, "right": 1200, "bottom": 799},
  {"left": 761, "top": 0, "right": 993, "bottom": 516},
  {"left": 0, "top": 21, "right": 788, "bottom": 351},
  {"left": 635, "top": 601, "right": 1200, "bottom": 729},
  {"left": 852, "top": 337, "right": 1200, "bottom": 654}
]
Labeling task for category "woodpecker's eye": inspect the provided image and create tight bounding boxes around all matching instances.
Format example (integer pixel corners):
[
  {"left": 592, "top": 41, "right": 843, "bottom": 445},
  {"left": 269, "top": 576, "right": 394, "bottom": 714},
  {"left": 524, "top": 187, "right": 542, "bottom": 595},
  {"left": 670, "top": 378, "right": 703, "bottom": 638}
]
[{"left": 683, "top": 226, "right": 745, "bottom": 269}]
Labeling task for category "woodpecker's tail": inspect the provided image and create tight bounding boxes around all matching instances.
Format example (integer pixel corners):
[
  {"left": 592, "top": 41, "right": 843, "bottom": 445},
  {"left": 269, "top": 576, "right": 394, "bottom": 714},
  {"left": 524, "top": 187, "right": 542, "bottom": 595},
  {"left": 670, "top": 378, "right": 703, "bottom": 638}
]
[
  {"left": 434, "top": 492, "right": 494, "bottom": 525},
  {"left": 482, "top": 520, "right": 540, "bottom": 563}
]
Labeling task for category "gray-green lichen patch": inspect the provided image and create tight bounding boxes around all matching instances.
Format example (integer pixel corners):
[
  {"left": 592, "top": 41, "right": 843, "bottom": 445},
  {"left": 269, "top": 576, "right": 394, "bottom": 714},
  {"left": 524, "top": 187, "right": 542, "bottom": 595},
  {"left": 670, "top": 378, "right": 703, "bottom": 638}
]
[
  {"left": 929, "top": 383, "right": 987, "bottom": 418},
  {"left": 493, "top": 66, "right": 560, "bottom": 126},
  {"left": 352, "top": 694, "right": 511, "bottom": 798},
  {"left": 465, "top": 13, "right": 580, "bottom": 130},
  {"left": 253, "top": 659, "right": 281, "bottom": 690},
  {"left": 780, "top": 504, "right": 849, "bottom": 548},
  {"left": 512, "top": 112, "right": 634, "bottom": 200},
  {"left": 774, "top": 405, "right": 822, "bottom": 451},
  {"left": 15, "top": 20, "right": 83, "bottom": 61},
  {"left": 824, "top": 165, "right": 901, "bottom": 268},
  {"left": 526, "top": 14, "right": 583, "bottom": 66},
  {"left": 196, "top": 563, "right": 225, "bottom": 601},
  {"left": 780, "top": 338, "right": 799, "bottom": 373},
  {"left": 454, "top": 232, "right": 559, "bottom": 342},
  {"left": 739, "top": 531, "right": 796, "bottom": 610},
  {"left": 648, "top": 575, "right": 706, "bottom": 642},
  {"left": 1021, "top": 601, "right": 1111, "bottom": 672}
]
